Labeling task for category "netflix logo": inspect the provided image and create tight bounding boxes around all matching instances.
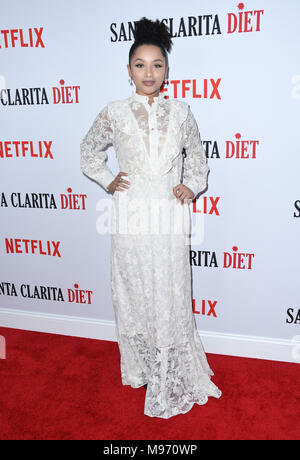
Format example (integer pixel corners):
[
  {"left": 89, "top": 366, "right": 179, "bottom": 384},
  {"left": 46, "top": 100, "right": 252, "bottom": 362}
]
[
  {"left": 0, "top": 27, "right": 45, "bottom": 49},
  {"left": 4, "top": 238, "right": 62, "bottom": 257},
  {"left": 161, "top": 78, "right": 221, "bottom": 100},
  {"left": 193, "top": 299, "right": 218, "bottom": 318},
  {"left": 0, "top": 140, "right": 54, "bottom": 159},
  {"left": 192, "top": 196, "right": 220, "bottom": 216}
]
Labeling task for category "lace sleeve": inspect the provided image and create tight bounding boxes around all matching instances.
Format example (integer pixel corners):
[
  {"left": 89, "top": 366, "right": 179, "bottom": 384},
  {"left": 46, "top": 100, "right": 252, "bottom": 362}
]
[
  {"left": 182, "top": 106, "right": 210, "bottom": 198},
  {"left": 80, "top": 105, "right": 116, "bottom": 192}
]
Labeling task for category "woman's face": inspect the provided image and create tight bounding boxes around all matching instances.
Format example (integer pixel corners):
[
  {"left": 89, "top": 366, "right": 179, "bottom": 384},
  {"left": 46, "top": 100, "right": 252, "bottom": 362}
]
[{"left": 127, "top": 44, "right": 168, "bottom": 98}]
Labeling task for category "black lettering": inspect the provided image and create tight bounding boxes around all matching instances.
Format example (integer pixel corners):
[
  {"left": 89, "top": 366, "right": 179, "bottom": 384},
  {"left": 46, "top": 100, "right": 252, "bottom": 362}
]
[
  {"left": 118, "top": 23, "right": 127, "bottom": 41},
  {"left": 178, "top": 17, "right": 187, "bottom": 37},
  {"left": 110, "top": 23, "right": 118, "bottom": 42},
  {"left": 188, "top": 16, "right": 198, "bottom": 36},
  {"left": 293, "top": 200, "right": 300, "bottom": 217},
  {"left": 286, "top": 308, "right": 294, "bottom": 324},
  {"left": 22, "top": 88, "right": 30, "bottom": 105}
]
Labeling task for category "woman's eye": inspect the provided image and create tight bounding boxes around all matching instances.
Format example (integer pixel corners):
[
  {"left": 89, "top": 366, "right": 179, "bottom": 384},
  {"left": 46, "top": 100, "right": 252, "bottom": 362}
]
[{"left": 135, "top": 63, "right": 162, "bottom": 69}]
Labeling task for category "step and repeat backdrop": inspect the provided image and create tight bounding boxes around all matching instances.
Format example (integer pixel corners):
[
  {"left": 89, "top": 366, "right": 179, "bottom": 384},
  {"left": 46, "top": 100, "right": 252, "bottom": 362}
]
[{"left": 1, "top": 0, "right": 299, "bottom": 362}]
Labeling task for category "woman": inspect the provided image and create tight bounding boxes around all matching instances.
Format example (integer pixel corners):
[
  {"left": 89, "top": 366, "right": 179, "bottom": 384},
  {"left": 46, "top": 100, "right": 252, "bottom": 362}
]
[{"left": 80, "top": 17, "right": 221, "bottom": 419}]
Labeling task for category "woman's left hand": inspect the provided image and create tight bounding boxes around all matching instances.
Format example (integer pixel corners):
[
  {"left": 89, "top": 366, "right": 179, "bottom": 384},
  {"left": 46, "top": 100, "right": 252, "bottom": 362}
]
[{"left": 173, "top": 184, "right": 195, "bottom": 204}]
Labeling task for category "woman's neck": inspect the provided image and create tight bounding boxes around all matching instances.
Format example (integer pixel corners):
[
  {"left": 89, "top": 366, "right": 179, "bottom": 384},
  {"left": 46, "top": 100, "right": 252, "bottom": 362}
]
[{"left": 136, "top": 90, "right": 159, "bottom": 106}]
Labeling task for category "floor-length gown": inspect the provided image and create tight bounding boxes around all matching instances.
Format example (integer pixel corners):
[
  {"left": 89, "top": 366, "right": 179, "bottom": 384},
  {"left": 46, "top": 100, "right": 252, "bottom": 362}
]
[{"left": 80, "top": 90, "right": 222, "bottom": 418}]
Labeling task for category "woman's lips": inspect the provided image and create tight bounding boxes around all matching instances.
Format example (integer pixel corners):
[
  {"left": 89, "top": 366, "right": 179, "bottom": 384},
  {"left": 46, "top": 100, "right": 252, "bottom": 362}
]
[{"left": 143, "top": 81, "right": 155, "bottom": 86}]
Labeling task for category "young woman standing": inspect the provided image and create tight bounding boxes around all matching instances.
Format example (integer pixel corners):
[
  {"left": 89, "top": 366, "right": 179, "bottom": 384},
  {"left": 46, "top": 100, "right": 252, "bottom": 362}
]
[{"left": 80, "top": 17, "right": 221, "bottom": 419}]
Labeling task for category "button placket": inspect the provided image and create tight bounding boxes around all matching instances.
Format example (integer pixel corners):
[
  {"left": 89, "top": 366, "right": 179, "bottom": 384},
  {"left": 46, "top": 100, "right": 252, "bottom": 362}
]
[{"left": 148, "top": 105, "right": 159, "bottom": 170}]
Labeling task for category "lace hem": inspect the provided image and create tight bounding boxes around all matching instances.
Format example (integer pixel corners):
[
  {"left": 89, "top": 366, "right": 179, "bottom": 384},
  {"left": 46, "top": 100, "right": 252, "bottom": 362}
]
[{"left": 118, "top": 327, "right": 222, "bottom": 419}]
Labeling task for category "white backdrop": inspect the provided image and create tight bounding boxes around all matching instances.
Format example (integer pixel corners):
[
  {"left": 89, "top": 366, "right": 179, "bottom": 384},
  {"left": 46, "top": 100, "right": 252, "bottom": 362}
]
[{"left": 1, "top": 0, "right": 299, "bottom": 363}]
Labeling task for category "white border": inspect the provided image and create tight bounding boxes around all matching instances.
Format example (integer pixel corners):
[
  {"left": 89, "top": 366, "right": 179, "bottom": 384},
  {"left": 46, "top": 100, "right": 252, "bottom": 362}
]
[{"left": 0, "top": 307, "right": 298, "bottom": 363}]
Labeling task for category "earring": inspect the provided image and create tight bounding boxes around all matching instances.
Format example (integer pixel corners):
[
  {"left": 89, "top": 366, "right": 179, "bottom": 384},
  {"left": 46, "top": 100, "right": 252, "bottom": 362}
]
[{"left": 128, "top": 77, "right": 133, "bottom": 86}]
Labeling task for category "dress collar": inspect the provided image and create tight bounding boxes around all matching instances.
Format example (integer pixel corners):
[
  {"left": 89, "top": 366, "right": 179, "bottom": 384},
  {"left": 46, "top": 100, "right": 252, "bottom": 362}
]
[{"left": 131, "top": 91, "right": 165, "bottom": 105}]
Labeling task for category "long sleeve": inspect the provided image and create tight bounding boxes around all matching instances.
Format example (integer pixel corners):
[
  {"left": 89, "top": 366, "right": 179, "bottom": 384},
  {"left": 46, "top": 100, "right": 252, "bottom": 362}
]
[
  {"left": 80, "top": 105, "right": 116, "bottom": 192},
  {"left": 182, "top": 106, "right": 210, "bottom": 198}
]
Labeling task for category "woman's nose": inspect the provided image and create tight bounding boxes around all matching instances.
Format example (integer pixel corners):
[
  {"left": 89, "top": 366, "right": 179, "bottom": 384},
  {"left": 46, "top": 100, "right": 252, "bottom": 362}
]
[{"left": 145, "top": 67, "right": 153, "bottom": 77}]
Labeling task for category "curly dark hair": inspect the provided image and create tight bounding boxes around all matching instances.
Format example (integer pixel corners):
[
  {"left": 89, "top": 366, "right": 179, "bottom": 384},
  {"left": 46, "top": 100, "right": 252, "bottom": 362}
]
[{"left": 128, "top": 17, "right": 173, "bottom": 65}]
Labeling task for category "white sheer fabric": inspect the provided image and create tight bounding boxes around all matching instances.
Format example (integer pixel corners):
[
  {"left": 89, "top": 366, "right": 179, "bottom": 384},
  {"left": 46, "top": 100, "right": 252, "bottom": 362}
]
[{"left": 80, "top": 91, "right": 222, "bottom": 418}]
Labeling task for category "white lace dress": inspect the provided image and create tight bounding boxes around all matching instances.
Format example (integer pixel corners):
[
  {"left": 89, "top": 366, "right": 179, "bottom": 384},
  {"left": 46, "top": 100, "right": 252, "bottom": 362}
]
[{"left": 80, "top": 90, "right": 222, "bottom": 418}]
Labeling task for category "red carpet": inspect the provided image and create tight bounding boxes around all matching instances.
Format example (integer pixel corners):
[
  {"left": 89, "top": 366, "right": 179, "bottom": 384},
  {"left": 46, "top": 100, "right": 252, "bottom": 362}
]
[{"left": 0, "top": 326, "right": 299, "bottom": 440}]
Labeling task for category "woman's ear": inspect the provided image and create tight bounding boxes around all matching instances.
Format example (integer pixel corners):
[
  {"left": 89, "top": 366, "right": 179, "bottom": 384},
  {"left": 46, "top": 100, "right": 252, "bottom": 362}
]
[{"left": 127, "top": 63, "right": 132, "bottom": 78}]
